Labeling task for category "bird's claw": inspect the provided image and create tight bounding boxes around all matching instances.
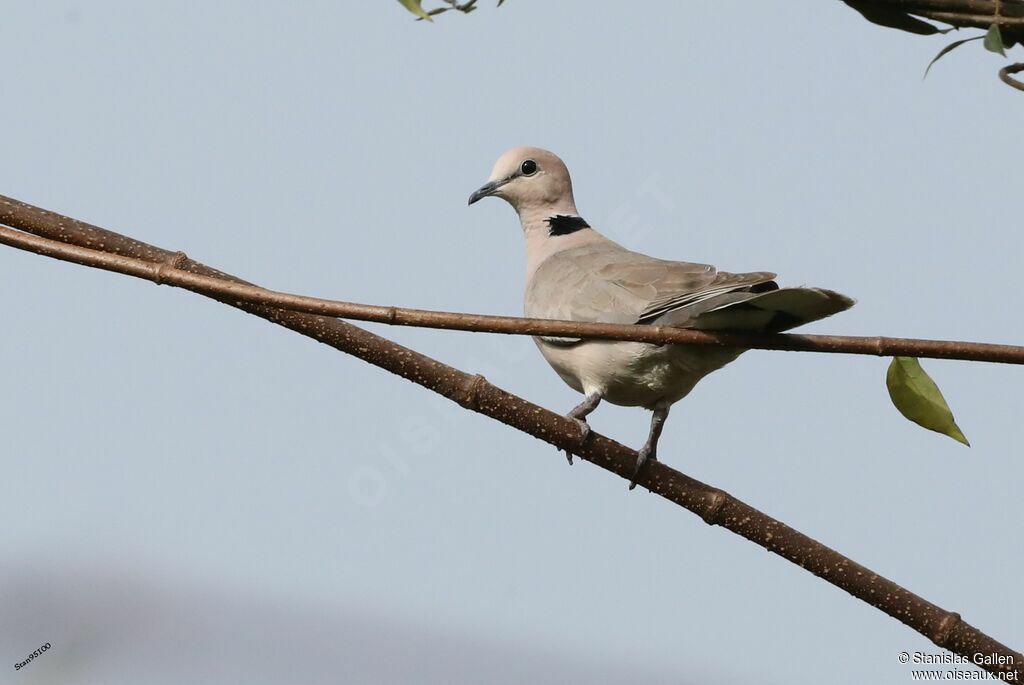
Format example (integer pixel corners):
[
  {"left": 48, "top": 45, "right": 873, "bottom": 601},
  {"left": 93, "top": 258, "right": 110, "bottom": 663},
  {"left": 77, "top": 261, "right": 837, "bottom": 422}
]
[
  {"left": 628, "top": 446, "right": 657, "bottom": 490},
  {"left": 562, "top": 417, "right": 591, "bottom": 465}
]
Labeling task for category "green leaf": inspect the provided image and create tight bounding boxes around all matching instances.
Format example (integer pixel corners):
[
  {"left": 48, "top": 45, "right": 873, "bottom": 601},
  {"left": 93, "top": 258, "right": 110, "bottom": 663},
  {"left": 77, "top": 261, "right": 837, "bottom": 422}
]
[
  {"left": 924, "top": 36, "right": 984, "bottom": 79},
  {"left": 397, "top": 0, "right": 432, "bottom": 21},
  {"left": 984, "top": 23, "right": 1006, "bottom": 56},
  {"left": 886, "top": 357, "right": 969, "bottom": 446}
]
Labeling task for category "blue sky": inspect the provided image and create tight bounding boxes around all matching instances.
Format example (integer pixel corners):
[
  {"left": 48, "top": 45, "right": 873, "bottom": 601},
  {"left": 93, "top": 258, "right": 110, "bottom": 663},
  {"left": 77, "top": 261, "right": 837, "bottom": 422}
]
[{"left": 1, "top": 2, "right": 1021, "bottom": 683}]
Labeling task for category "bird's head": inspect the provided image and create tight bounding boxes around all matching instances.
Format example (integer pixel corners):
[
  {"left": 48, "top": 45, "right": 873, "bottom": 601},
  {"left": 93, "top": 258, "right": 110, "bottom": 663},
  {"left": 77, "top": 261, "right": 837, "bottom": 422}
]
[{"left": 468, "top": 147, "right": 577, "bottom": 214}]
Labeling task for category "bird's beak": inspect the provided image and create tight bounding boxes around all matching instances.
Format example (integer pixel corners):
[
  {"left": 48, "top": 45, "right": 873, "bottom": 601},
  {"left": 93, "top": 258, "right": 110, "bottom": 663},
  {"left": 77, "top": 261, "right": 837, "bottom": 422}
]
[{"left": 467, "top": 177, "right": 510, "bottom": 206}]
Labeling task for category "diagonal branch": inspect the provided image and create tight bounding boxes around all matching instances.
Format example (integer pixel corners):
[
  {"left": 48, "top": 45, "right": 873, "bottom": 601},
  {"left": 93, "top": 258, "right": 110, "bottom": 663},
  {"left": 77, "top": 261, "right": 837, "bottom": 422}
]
[
  {"left": 0, "top": 194, "right": 1020, "bottom": 681},
  {"left": 0, "top": 205, "right": 1022, "bottom": 366}
]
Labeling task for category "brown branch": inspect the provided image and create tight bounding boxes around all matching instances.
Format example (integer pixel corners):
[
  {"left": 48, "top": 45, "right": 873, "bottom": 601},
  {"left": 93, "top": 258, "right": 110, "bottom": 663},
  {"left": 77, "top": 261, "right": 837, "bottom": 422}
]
[
  {"left": 0, "top": 193, "right": 1020, "bottom": 681},
  {"left": 844, "top": 0, "right": 1024, "bottom": 39},
  {"left": 1000, "top": 61, "right": 1024, "bottom": 87},
  {"left": 1, "top": 210, "right": 1023, "bottom": 367},
  {"left": 844, "top": 0, "right": 1024, "bottom": 90}
]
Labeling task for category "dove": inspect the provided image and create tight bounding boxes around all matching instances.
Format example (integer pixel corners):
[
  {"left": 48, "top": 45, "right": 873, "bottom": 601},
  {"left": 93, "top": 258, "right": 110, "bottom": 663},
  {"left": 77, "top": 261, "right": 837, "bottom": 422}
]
[{"left": 468, "top": 147, "right": 853, "bottom": 488}]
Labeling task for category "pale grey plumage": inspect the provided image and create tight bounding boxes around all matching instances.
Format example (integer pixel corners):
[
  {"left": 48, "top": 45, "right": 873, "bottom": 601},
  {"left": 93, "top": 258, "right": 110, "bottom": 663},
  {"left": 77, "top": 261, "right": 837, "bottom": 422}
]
[
  {"left": 527, "top": 242, "right": 852, "bottom": 339},
  {"left": 469, "top": 146, "right": 854, "bottom": 487}
]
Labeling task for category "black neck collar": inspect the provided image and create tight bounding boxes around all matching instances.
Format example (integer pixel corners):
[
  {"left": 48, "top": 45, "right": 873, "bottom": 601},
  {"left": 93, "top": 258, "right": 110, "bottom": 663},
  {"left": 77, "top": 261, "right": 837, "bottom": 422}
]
[{"left": 546, "top": 215, "right": 590, "bottom": 237}]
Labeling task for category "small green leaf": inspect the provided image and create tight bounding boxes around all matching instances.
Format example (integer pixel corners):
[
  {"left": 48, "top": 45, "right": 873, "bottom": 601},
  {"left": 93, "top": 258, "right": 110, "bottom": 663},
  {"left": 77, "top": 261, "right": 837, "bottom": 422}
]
[
  {"left": 398, "top": 0, "right": 433, "bottom": 21},
  {"left": 984, "top": 23, "right": 1006, "bottom": 56},
  {"left": 924, "top": 36, "right": 984, "bottom": 78},
  {"left": 886, "top": 357, "right": 969, "bottom": 446}
]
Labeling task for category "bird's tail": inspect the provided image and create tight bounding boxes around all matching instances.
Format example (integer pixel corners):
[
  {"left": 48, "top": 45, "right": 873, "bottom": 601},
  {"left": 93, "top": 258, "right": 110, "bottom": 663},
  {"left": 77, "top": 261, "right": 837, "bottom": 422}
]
[{"left": 687, "top": 287, "right": 854, "bottom": 333}]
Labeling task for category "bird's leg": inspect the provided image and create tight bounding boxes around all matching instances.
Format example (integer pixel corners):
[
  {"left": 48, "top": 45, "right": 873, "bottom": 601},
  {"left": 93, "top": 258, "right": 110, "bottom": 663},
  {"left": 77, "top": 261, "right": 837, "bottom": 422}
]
[
  {"left": 563, "top": 393, "right": 602, "bottom": 465},
  {"left": 629, "top": 407, "right": 670, "bottom": 490}
]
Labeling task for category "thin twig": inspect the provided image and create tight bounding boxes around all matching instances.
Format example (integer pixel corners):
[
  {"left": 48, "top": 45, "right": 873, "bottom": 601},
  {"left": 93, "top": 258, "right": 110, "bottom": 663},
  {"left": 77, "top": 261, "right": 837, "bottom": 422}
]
[
  {"left": 1000, "top": 61, "right": 1024, "bottom": 88},
  {"left": 0, "top": 217, "right": 1022, "bottom": 366},
  {"left": 0, "top": 194, "right": 1020, "bottom": 680}
]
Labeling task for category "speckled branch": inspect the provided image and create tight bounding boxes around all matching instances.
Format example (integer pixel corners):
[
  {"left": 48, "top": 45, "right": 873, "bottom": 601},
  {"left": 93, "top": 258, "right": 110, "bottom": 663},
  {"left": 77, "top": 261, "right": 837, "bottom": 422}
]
[{"left": 0, "top": 194, "right": 1020, "bottom": 681}]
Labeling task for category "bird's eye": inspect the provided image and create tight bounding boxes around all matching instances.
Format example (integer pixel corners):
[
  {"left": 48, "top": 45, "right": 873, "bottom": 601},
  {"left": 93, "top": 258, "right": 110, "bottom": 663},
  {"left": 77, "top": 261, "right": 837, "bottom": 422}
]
[{"left": 520, "top": 159, "right": 538, "bottom": 176}]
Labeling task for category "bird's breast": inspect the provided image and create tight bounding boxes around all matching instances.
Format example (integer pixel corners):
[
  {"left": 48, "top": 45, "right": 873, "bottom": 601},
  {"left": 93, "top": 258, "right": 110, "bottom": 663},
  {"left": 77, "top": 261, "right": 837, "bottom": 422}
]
[{"left": 533, "top": 338, "right": 744, "bottom": 409}]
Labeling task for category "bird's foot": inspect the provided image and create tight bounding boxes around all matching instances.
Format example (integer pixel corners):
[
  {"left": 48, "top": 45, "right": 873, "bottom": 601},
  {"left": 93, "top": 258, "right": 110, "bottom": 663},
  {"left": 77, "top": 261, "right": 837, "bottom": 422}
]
[
  {"left": 628, "top": 445, "right": 658, "bottom": 490},
  {"left": 562, "top": 417, "right": 591, "bottom": 465}
]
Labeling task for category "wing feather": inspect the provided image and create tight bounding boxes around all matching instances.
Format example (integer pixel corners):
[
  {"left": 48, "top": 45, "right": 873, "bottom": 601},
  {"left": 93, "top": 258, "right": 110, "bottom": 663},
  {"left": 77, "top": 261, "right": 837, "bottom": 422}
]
[{"left": 525, "top": 244, "right": 778, "bottom": 343}]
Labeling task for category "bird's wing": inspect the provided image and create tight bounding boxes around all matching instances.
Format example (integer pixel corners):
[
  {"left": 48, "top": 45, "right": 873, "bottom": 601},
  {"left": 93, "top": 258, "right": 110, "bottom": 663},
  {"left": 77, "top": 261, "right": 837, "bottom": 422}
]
[
  {"left": 525, "top": 244, "right": 777, "bottom": 343},
  {"left": 636, "top": 268, "right": 778, "bottom": 323}
]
